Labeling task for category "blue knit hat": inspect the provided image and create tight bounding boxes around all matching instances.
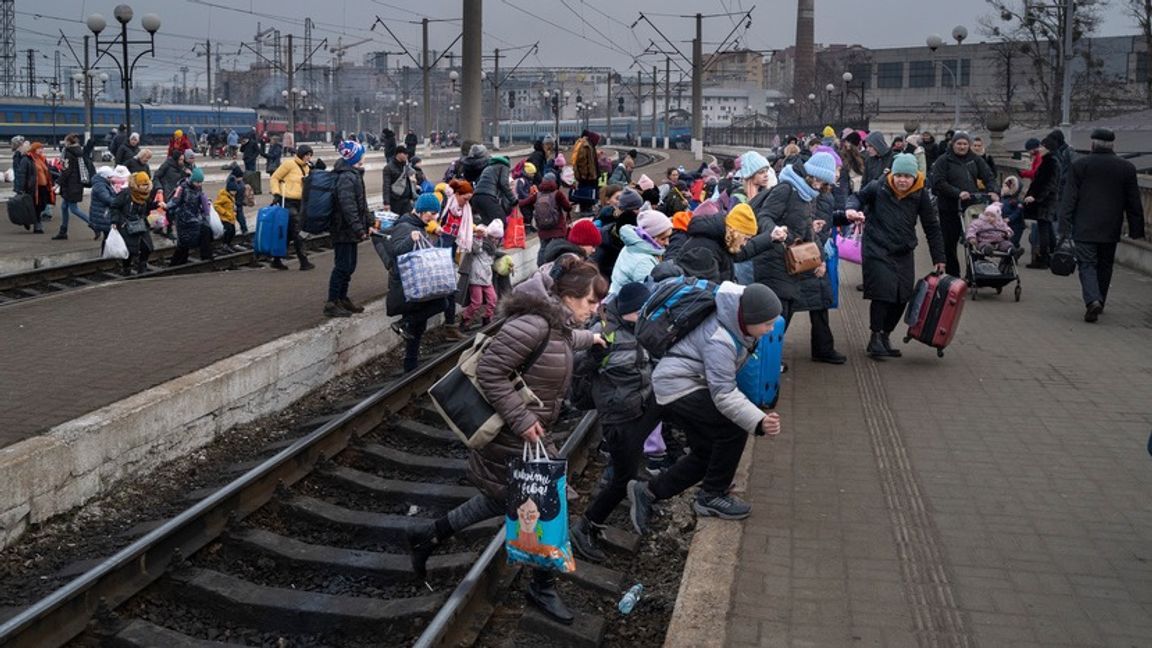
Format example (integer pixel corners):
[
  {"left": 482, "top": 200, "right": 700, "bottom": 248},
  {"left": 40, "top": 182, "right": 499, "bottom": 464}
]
[
  {"left": 736, "top": 150, "right": 770, "bottom": 179},
  {"left": 337, "top": 140, "right": 365, "bottom": 166},
  {"left": 414, "top": 192, "right": 441, "bottom": 214},
  {"left": 803, "top": 152, "right": 838, "bottom": 185}
]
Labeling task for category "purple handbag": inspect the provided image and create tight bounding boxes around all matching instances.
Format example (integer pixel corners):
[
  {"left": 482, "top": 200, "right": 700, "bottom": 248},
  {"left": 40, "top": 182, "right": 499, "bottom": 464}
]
[{"left": 836, "top": 225, "right": 863, "bottom": 264}]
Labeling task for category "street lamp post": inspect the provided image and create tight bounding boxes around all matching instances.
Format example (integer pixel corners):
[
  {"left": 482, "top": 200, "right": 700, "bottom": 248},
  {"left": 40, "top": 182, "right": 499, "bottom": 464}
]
[
  {"left": 842, "top": 71, "right": 867, "bottom": 123},
  {"left": 926, "top": 25, "right": 968, "bottom": 129},
  {"left": 824, "top": 83, "right": 835, "bottom": 124},
  {"left": 212, "top": 97, "right": 229, "bottom": 132},
  {"left": 43, "top": 83, "right": 65, "bottom": 149},
  {"left": 281, "top": 87, "right": 307, "bottom": 144},
  {"left": 87, "top": 5, "right": 161, "bottom": 136}
]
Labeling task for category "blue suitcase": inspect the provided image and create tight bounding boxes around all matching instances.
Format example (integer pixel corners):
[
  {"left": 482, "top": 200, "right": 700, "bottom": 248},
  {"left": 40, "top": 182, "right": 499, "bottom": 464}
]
[
  {"left": 736, "top": 315, "right": 786, "bottom": 409},
  {"left": 254, "top": 204, "right": 289, "bottom": 257}
]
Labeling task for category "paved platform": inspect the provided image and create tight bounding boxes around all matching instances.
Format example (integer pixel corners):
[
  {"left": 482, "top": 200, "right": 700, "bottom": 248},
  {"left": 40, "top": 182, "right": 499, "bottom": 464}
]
[
  {"left": 705, "top": 255, "right": 1152, "bottom": 646},
  {"left": 0, "top": 244, "right": 392, "bottom": 448}
]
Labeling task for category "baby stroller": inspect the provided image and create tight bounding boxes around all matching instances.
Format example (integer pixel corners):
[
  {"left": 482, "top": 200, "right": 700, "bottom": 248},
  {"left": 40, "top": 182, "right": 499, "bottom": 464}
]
[{"left": 963, "top": 240, "right": 1022, "bottom": 302}]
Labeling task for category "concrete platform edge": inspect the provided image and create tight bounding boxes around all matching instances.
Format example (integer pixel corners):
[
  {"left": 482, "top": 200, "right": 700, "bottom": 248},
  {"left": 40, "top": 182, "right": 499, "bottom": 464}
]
[
  {"left": 1116, "top": 237, "right": 1152, "bottom": 276},
  {"left": 663, "top": 434, "right": 758, "bottom": 648},
  {"left": 0, "top": 237, "right": 541, "bottom": 550}
]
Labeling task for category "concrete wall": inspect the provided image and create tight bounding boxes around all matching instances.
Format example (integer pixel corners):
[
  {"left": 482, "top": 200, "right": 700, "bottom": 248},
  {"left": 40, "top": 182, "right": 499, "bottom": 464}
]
[{"left": 0, "top": 237, "right": 541, "bottom": 550}]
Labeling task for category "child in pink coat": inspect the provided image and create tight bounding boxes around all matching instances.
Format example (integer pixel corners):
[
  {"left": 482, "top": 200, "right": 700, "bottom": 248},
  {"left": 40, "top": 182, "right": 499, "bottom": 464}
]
[{"left": 966, "top": 203, "right": 1021, "bottom": 258}]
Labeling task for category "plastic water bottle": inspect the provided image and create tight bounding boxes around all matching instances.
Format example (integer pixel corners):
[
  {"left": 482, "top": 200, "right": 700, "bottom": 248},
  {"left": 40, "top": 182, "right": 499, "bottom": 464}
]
[{"left": 618, "top": 583, "right": 644, "bottom": 615}]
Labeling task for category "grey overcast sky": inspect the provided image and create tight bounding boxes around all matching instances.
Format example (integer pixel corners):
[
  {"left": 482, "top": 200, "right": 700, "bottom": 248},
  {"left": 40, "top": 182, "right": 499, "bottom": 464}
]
[{"left": 16, "top": 0, "right": 1142, "bottom": 86}]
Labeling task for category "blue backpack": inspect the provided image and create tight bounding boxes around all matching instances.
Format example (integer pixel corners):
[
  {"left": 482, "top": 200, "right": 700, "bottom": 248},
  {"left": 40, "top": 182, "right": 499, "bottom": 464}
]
[
  {"left": 301, "top": 169, "right": 339, "bottom": 234},
  {"left": 634, "top": 277, "right": 721, "bottom": 359}
]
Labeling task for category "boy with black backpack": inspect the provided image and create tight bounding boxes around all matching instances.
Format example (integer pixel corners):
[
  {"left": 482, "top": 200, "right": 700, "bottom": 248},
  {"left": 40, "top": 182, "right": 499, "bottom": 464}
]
[
  {"left": 628, "top": 282, "right": 784, "bottom": 531},
  {"left": 568, "top": 282, "right": 661, "bottom": 562}
]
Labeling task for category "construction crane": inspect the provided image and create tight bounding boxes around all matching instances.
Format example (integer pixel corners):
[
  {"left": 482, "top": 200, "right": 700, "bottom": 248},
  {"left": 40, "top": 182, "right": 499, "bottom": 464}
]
[{"left": 328, "top": 37, "right": 372, "bottom": 67}]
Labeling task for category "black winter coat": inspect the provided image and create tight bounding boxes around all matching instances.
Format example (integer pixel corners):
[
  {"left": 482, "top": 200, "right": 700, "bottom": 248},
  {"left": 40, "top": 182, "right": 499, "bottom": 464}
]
[
  {"left": 461, "top": 152, "right": 489, "bottom": 183},
  {"left": 863, "top": 150, "right": 893, "bottom": 187},
  {"left": 108, "top": 191, "right": 155, "bottom": 255},
  {"left": 154, "top": 156, "right": 187, "bottom": 198},
  {"left": 587, "top": 300, "right": 652, "bottom": 426},
  {"left": 125, "top": 158, "right": 151, "bottom": 179},
  {"left": 680, "top": 213, "right": 735, "bottom": 282},
  {"left": 11, "top": 152, "right": 31, "bottom": 194},
  {"left": 736, "top": 181, "right": 826, "bottom": 310},
  {"left": 929, "top": 151, "right": 996, "bottom": 218},
  {"left": 58, "top": 145, "right": 87, "bottom": 203},
  {"left": 115, "top": 142, "right": 139, "bottom": 165},
  {"left": 847, "top": 177, "right": 945, "bottom": 304},
  {"left": 330, "top": 159, "right": 369, "bottom": 244},
  {"left": 1023, "top": 153, "right": 1059, "bottom": 223},
  {"left": 526, "top": 141, "right": 547, "bottom": 185},
  {"left": 543, "top": 238, "right": 588, "bottom": 264},
  {"left": 381, "top": 158, "right": 415, "bottom": 214},
  {"left": 1061, "top": 148, "right": 1146, "bottom": 243}
]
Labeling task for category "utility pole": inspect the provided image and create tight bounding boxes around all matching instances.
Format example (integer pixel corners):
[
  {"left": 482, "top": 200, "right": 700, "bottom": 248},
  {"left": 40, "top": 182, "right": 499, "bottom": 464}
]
[
  {"left": 83, "top": 36, "right": 92, "bottom": 143},
  {"left": 491, "top": 48, "right": 501, "bottom": 148},
  {"left": 25, "top": 48, "right": 34, "bottom": 97},
  {"left": 286, "top": 33, "right": 295, "bottom": 146},
  {"left": 691, "top": 13, "right": 702, "bottom": 159},
  {"left": 651, "top": 65, "right": 658, "bottom": 148},
  {"left": 460, "top": 0, "right": 482, "bottom": 146},
  {"left": 606, "top": 72, "right": 613, "bottom": 146},
  {"left": 422, "top": 18, "right": 432, "bottom": 150},
  {"left": 203, "top": 40, "right": 211, "bottom": 104},
  {"left": 1059, "top": 0, "right": 1074, "bottom": 133},
  {"left": 663, "top": 56, "right": 671, "bottom": 149},
  {"left": 636, "top": 69, "right": 643, "bottom": 146},
  {"left": 179, "top": 66, "right": 189, "bottom": 103}
]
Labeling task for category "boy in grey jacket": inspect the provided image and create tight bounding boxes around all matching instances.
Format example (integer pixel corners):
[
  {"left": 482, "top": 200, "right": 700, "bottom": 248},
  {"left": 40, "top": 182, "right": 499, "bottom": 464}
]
[
  {"left": 629, "top": 282, "right": 783, "bottom": 529},
  {"left": 570, "top": 282, "right": 661, "bottom": 562}
]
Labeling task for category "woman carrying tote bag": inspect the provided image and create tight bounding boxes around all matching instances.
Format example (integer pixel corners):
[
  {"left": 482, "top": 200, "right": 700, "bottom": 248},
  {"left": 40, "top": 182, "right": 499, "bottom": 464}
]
[{"left": 408, "top": 256, "right": 606, "bottom": 625}]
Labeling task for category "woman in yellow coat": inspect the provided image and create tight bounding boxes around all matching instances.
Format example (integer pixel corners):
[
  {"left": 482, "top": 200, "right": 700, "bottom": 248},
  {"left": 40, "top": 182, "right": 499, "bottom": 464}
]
[{"left": 212, "top": 188, "right": 239, "bottom": 252}]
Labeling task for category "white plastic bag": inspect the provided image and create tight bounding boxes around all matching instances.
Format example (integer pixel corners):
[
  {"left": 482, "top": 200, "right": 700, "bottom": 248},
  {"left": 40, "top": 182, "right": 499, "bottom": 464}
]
[
  {"left": 208, "top": 207, "right": 225, "bottom": 240},
  {"left": 103, "top": 228, "right": 129, "bottom": 260}
]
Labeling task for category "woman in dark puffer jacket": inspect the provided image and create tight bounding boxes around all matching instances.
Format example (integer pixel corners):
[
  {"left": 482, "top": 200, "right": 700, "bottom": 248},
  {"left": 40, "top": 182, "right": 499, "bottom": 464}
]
[{"left": 408, "top": 257, "right": 606, "bottom": 625}]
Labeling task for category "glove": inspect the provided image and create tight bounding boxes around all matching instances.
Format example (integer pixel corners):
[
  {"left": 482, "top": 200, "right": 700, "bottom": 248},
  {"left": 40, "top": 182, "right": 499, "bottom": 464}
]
[{"left": 271, "top": 194, "right": 282, "bottom": 205}]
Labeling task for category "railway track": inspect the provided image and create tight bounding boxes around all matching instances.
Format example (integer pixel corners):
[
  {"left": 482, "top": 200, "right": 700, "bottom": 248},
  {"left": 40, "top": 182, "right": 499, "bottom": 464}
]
[
  {"left": 0, "top": 232, "right": 336, "bottom": 307},
  {"left": 0, "top": 326, "right": 625, "bottom": 648}
]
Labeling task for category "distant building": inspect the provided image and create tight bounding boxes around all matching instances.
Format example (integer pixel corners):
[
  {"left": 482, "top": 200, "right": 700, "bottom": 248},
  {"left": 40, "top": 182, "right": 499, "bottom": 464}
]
[{"left": 702, "top": 50, "right": 766, "bottom": 89}]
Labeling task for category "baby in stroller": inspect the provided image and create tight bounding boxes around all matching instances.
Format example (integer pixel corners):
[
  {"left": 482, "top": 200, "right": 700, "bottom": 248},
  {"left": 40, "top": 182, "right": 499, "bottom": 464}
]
[{"left": 966, "top": 203, "right": 1022, "bottom": 259}]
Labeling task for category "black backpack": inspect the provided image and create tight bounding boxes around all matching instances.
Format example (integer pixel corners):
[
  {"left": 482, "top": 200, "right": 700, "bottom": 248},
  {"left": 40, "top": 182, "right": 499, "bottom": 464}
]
[{"left": 634, "top": 276, "right": 721, "bottom": 359}]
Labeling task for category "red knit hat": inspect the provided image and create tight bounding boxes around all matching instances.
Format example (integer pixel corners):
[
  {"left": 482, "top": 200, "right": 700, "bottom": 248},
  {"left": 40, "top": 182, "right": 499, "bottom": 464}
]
[{"left": 567, "top": 219, "right": 602, "bottom": 247}]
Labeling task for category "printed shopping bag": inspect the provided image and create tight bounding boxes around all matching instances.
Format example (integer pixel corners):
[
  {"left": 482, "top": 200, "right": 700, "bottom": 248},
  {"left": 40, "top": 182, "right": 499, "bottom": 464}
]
[
  {"left": 505, "top": 210, "right": 526, "bottom": 249},
  {"left": 836, "top": 224, "right": 862, "bottom": 264},
  {"left": 397, "top": 238, "right": 457, "bottom": 301},
  {"left": 505, "top": 441, "right": 576, "bottom": 574}
]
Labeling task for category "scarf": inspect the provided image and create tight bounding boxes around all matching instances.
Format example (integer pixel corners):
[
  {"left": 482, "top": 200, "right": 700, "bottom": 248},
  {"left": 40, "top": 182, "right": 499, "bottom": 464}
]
[
  {"left": 130, "top": 180, "right": 151, "bottom": 204},
  {"left": 31, "top": 152, "right": 51, "bottom": 188},
  {"left": 778, "top": 165, "right": 820, "bottom": 203},
  {"left": 886, "top": 172, "right": 926, "bottom": 201}
]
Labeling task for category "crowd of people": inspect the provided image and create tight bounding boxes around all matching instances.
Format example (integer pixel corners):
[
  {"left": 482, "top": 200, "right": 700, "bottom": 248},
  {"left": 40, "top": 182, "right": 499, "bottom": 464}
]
[{"left": 368, "top": 124, "right": 1143, "bottom": 624}]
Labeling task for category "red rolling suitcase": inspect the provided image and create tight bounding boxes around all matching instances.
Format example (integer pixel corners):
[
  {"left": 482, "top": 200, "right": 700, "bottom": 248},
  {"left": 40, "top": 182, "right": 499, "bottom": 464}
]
[{"left": 904, "top": 272, "right": 966, "bottom": 357}]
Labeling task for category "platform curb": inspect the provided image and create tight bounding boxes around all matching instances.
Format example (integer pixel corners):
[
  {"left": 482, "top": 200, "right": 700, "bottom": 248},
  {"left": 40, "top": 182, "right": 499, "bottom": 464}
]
[
  {"left": 0, "top": 237, "right": 541, "bottom": 550},
  {"left": 663, "top": 434, "right": 758, "bottom": 648}
]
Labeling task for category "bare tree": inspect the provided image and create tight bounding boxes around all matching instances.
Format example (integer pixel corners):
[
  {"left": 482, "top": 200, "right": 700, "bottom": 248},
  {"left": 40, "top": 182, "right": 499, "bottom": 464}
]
[
  {"left": 1124, "top": 0, "right": 1152, "bottom": 105},
  {"left": 980, "top": 0, "right": 1106, "bottom": 126}
]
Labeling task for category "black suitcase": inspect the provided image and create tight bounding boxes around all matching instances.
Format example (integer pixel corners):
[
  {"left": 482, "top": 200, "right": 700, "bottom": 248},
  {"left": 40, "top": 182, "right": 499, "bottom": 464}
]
[
  {"left": 244, "top": 170, "right": 262, "bottom": 195},
  {"left": 7, "top": 193, "right": 36, "bottom": 227}
]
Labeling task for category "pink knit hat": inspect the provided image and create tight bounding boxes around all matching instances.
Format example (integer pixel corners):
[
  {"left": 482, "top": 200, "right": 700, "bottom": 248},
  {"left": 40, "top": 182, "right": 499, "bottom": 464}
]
[
  {"left": 637, "top": 174, "right": 655, "bottom": 191},
  {"left": 554, "top": 153, "right": 566, "bottom": 167}
]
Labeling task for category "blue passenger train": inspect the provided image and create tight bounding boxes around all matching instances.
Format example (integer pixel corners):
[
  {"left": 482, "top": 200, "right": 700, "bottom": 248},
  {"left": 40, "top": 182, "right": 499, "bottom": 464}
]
[
  {"left": 498, "top": 116, "right": 691, "bottom": 146},
  {"left": 0, "top": 97, "right": 257, "bottom": 144}
]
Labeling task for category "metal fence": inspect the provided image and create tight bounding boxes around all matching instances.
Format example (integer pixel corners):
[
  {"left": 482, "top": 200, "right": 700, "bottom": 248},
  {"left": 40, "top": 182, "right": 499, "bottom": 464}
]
[{"left": 705, "top": 121, "right": 870, "bottom": 148}]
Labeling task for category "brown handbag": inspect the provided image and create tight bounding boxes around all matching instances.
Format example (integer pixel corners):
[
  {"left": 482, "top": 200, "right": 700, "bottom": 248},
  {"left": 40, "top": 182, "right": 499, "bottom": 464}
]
[{"left": 785, "top": 240, "right": 823, "bottom": 275}]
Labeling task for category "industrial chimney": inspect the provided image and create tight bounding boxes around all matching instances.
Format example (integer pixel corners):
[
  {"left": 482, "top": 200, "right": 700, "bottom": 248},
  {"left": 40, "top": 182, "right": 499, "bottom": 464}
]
[{"left": 793, "top": 0, "right": 815, "bottom": 98}]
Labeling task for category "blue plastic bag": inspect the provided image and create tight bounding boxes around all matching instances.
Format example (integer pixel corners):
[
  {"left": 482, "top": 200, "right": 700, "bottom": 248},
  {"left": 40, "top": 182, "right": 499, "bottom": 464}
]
[
  {"left": 505, "top": 441, "right": 576, "bottom": 573},
  {"left": 824, "top": 236, "right": 840, "bottom": 309}
]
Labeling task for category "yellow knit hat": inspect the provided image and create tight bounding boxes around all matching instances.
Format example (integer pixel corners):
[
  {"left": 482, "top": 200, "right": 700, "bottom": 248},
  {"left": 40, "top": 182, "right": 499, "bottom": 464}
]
[
  {"left": 132, "top": 171, "right": 151, "bottom": 186},
  {"left": 725, "top": 203, "right": 758, "bottom": 236},
  {"left": 523, "top": 162, "right": 537, "bottom": 177},
  {"left": 822, "top": 125, "right": 835, "bottom": 138},
  {"left": 174, "top": 129, "right": 183, "bottom": 138}
]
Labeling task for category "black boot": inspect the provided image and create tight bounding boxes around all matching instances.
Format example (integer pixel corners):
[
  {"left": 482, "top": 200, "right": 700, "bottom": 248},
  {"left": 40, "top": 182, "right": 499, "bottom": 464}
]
[
  {"left": 866, "top": 332, "right": 888, "bottom": 359},
  {"left": 407, "top": 519, "right": 448, "bottom": 580},
  {"left": 569, "top": 516, "right": 606, "bottom": 563},
  {"left": 880, "top": 334, "right": 902, "bottom": 358},
  {"left": 526, "top": 569, "right": 574, "bottom": 625}
]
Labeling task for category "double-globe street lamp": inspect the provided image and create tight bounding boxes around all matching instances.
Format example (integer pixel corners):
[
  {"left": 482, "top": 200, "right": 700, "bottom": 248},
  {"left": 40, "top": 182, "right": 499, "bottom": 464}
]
[
  {"left": 926, "top": 25, "right": 969, "bottom": 129},
  {"left": 281, "top": 87, "right": 307, "bottom": 144},
  {"left": 212, "top": 97, "right": 229, "bottom": 131},
  {"left": 87, "top": 5, "right": 161, "bottom": 137}
]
